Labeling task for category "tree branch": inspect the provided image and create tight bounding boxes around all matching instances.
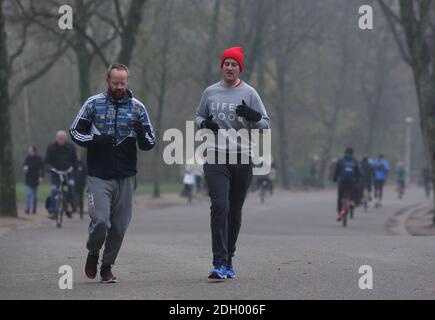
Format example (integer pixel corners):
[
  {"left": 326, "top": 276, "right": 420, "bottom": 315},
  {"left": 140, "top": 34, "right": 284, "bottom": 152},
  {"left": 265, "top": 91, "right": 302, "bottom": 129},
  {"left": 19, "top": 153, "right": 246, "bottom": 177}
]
[
  {"left": 73, "top": 23, "right": 110, "bottom": 66},
  {"left": 8, "top": 22, "right": 29, "bottom": 73},
  {"left": 10, "top": 42, "right": 70, "bottom": 104},
  {"left": 113, "top": 0, "right": 125, "bottom": 30},
  {"left": 377, "top": 0, "right": 413, "bottom": 64}
]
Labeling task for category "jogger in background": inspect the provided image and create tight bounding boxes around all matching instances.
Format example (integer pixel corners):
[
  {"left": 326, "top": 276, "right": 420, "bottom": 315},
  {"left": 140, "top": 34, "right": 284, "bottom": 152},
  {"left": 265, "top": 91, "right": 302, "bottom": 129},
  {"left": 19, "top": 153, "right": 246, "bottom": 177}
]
[
  {"left": 70, "top": 63, "right": 156, "bottom": 283},
  {"left": 195, "top": 47, "right": 271, "bottom": 279}
]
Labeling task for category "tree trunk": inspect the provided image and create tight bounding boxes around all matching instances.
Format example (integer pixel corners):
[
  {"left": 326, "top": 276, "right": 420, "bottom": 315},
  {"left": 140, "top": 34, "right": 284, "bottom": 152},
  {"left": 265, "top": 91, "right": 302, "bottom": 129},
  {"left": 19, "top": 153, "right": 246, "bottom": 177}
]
[
  {"left": 243, "top": 0, "right": 272, "bottom": 82},
  {"left": 202, "top": 0, "right": 221, "bottom": 86},
  {"left": 0, "top": 0, "right": 17, "bottom": 217},
  {"left": 152, "top": 1, "right": 173, "bottom": 198},
  {"left": 275, "top": 61, "right": 291, "bottom": 190},
  {"left": 117, "top": 0, "right": 148, "bottom": 66},
  {"left": 396, "top": 0, "right": 435, "bottom": 221},
  {"left": 231, "top": 0, "right": 242, "bottom": 45},
  {"left": 413, "top": 71, "right": 435, "bottom": 220}
]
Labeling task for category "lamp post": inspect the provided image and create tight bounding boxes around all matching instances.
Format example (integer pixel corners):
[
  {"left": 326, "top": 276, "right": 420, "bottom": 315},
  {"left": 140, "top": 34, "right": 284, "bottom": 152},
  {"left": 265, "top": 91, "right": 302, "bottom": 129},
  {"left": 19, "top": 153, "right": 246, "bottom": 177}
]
[{"left": 404, "top": 117, "right": 413, "bottom": 186}]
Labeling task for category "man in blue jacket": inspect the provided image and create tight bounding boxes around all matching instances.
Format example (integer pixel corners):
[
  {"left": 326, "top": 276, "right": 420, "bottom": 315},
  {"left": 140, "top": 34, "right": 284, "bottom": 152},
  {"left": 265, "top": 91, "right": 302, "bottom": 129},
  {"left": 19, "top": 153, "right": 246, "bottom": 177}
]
[{"left": 70, "top": 63, "right": 156, "bottom": 283}]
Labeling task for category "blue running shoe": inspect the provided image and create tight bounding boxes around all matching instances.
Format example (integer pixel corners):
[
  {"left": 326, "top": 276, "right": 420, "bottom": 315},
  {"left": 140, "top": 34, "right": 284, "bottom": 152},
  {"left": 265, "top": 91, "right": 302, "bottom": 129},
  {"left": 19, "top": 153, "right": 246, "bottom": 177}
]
[
  {"left": 225, "top": 265, "right": 236, "bottom": 278},
  {"left": 208, "top": 265, "right": 227, "bottom": 279}
]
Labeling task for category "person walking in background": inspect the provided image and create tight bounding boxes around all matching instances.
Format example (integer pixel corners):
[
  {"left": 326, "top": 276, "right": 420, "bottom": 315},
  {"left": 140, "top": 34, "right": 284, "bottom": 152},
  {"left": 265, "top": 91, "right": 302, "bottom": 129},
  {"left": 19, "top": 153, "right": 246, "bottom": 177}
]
[
  {"left": 359, "top": 156, "right": 373, "bottom": 202},
  {"left": 395, "top": 161, "right": 406, "bottom": 199},
  {"left": 195, "top": 46, "right": 271, "bottom": 279},
  {"left": 70, "top": 63, "right": 156, "bottom": 283},
  {"left": 23, "top": 145, "right": 44, "bottom": 214}
]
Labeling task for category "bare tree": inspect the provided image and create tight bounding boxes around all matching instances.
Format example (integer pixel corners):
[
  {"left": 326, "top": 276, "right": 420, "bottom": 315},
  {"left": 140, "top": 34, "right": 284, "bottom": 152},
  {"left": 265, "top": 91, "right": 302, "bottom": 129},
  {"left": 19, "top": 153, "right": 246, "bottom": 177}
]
[
  {"left": 0, "top": 0, "right": 17, "bottom": 217},
  {"left": 267, "top": 1, "right": 321, "bottom": 189},
  {"left": 379, "top": 0, "right": 435, "bottom": 221},
  {"left": 15, "top": 0, "right": 147, "bottom": 102},
  {"left": 149, "top": 0, "right": 173, "bottom": 198},
  {"left": 202, "top": 0, "right": 221, "bottom": 86},
  {"left": 359, "top": 27, "right": 396, "bottom": 155}
]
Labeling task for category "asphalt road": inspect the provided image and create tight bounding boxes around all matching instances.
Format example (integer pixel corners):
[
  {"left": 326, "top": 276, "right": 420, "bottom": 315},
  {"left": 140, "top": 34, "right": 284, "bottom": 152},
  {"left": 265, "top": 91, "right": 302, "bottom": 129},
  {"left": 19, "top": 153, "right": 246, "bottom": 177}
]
[{"left": 0, "top": 186, "right": 434, "bottom": 300}]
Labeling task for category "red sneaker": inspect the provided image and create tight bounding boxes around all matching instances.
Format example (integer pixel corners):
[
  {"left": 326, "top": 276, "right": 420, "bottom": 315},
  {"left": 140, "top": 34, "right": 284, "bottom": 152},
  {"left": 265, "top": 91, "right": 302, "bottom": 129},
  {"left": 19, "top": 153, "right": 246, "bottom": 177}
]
[
  {"left": 100, "top": 264, "right": 117, "bottom": 283},
  {"left": 84, "top": 253, "right": 98, "bottom": 279}
]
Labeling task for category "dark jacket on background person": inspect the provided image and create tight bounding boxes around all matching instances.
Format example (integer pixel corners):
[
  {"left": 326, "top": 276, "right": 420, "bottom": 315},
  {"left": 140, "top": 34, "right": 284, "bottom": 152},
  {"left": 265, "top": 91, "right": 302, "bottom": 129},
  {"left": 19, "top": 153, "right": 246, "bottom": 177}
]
[
  {"left": 69, "top": 90, "right": 156, "bottom": 180},
  {"left": 23, "top": 154, "right": 44, "bottom": 187},
  {"left": 45, "top": 141, "right": 78, "bottom": 172},
  {"left": 360, "top": 158, "right": 373, "bottom": 187},
  {"left": 333, "top": 154, "right": 361, "bottom": 185}
]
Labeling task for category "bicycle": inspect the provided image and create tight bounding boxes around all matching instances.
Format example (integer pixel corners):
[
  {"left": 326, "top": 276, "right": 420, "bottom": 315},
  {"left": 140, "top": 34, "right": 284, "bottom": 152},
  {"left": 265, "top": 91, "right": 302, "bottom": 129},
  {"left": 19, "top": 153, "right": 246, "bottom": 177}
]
[
  {"left": 338, "top": 190, "right": 353, "bottom": 227},
  {"left": 49, "top": 167, "right": 74, "bottom": 228}
]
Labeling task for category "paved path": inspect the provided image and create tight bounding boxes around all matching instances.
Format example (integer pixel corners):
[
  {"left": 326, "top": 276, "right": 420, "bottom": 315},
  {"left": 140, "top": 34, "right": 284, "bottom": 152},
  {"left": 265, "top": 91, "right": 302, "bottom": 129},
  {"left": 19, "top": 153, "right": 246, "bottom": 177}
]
[{"left": 0, "top": 186, "right": 434, "bottom": 299}]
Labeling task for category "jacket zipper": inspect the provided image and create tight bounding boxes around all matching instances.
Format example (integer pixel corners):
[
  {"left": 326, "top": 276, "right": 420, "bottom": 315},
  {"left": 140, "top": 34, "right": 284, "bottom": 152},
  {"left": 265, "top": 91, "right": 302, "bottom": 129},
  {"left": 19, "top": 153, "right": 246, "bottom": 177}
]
[{"left": 113, "top": 102, "right": 119, "bottom": 175}]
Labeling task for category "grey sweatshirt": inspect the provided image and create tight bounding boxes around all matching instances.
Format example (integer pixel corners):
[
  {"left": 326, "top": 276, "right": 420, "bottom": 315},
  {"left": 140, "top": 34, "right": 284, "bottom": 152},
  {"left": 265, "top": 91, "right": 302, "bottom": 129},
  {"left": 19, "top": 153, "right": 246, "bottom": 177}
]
[{"left": 195, "top": 80, "right": 271, "bottom": 155}]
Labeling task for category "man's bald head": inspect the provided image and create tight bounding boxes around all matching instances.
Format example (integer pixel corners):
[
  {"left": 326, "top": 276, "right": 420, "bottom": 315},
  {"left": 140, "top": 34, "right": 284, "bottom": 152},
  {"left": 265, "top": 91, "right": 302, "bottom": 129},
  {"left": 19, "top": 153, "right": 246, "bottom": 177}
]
[{"left": 56, "top": 130, "right": 67, "bottom": 145}]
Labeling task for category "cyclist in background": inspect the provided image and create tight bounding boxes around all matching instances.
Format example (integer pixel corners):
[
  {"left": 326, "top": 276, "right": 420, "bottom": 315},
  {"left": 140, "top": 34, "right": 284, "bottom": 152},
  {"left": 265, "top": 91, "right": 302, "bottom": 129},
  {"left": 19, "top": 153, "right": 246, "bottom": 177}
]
[
  {"left": 395, "top": 162, "right": 406, "bottom": 199},
  {"left": 45, "top": 130, "right": 77, "bottom": 219},
  {"left": 333, "top": 147, "right": 360, "bottom": 221},
  {"left": 371, "top": 154, "right": 390, "bottom": 208}
]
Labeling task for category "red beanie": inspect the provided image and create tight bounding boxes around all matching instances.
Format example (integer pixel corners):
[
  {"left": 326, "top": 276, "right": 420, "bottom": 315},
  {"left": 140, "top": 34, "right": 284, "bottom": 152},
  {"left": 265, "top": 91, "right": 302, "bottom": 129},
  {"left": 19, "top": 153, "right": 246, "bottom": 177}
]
[{"left": 221, "top": 47, "right": 244, "bottom": 72}]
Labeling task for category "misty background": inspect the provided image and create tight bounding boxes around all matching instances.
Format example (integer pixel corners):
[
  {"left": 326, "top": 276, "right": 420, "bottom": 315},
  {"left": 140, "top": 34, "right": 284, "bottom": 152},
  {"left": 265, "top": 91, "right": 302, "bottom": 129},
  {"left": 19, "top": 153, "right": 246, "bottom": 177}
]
[{"left": 3, "top": 0, "right": 426, "bottom": 193}]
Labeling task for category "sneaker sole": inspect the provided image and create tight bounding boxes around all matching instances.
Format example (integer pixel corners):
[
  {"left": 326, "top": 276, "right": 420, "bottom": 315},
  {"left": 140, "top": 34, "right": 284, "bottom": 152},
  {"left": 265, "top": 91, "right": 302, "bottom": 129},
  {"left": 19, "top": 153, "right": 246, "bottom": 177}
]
[
  {"left": 101, "top": 278, "right": 117, "bottom": 283},
  {"left": 208, "top": 273, "right": 227, "bottom": 280}
]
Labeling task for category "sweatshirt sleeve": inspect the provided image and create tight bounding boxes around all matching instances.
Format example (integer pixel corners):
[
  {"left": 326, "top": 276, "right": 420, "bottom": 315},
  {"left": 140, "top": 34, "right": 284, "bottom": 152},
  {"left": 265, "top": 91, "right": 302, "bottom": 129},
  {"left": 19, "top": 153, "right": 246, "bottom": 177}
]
[
  {"left": 136, "top": 103, "right": 156, "bottom": 151},
  {"left": 69, "top": 97, "right": 95, "bottom": 148},
  {"left": 249, "top": 89, "right": 270, "bottom": 130},
  {"left": 195, "top": 90, "right": 209, "bottom": 129}
]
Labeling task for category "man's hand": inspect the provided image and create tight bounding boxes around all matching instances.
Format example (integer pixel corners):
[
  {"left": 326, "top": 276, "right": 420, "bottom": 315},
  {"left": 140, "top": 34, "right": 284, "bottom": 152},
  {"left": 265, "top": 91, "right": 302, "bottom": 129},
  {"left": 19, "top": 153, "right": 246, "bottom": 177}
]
[
  {"left": 38, "top": 177, "right": 43, "bottom": 183},
  {"left": 201, "top": 115, "right": 219, "bottom": 134},
  {"left": 236, "top": 100, "right": 262, "bottom": 122},
  {"left": 93, "top": 134, "right": 115, "bottom": 147},
  {"left": 132, "top": 119, "right": 144, "bottom": 135}
]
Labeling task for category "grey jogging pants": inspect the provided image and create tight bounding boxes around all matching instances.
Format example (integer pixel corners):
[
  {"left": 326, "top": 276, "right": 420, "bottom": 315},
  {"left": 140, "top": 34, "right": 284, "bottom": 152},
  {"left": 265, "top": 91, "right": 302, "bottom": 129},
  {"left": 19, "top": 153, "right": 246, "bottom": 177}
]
[{"left": 86, "top": 175, "right": 135, "bottom": 265}]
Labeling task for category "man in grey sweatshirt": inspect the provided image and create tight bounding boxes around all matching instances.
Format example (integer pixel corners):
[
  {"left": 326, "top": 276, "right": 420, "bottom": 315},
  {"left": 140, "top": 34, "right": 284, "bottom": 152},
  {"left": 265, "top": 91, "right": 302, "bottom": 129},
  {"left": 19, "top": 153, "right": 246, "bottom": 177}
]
[{"left": 195, "top": 46, "right": 271, "bottom": 279}]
